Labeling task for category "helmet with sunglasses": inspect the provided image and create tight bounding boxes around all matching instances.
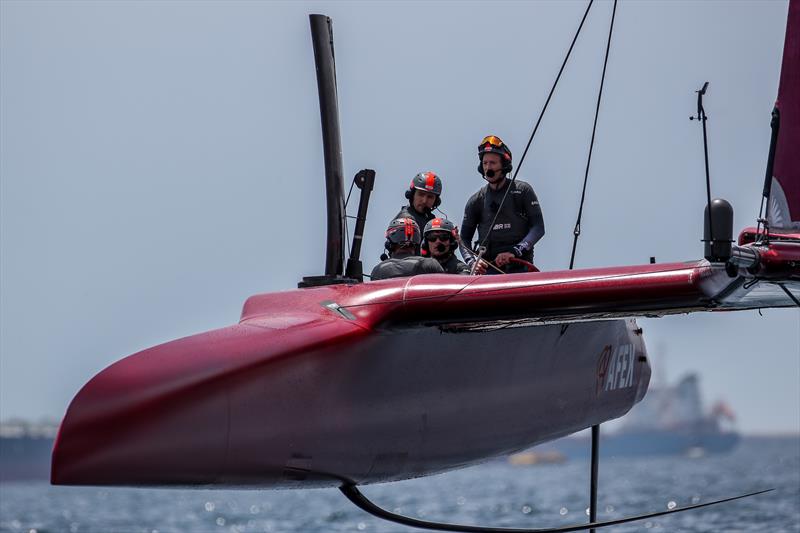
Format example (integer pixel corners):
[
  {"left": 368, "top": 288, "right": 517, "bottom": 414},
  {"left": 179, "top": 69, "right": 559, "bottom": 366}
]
[
  {"left": 405, "top": 171, "right": 443, "bottom": 208},
  {"left": 477, "top": 135, "right": 513, "bottom": 176},
  {"left": 385, "top": 217, "right": 421, "bottom": 250},
  {"left": 421, "top": 217, "right": 458, "bottom": 255}
]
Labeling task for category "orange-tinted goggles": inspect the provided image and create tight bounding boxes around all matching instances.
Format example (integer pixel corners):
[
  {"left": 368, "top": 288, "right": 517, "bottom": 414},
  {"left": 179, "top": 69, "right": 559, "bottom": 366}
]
[{"left": 480, "top": 135, "right": 505, "bottom": 148}]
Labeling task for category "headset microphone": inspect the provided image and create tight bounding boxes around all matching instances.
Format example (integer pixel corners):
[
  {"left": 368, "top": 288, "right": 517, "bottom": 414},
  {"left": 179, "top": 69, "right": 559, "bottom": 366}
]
[
  {"left": 435, "top": 243, "right": 447, "bottom": 253},
  {"left": 485, "top": 169, "right": 496, "bottom": 179}
]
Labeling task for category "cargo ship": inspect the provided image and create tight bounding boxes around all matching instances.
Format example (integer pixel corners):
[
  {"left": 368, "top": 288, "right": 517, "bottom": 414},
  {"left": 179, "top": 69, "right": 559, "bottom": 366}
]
[{"left": 0, "top": 419, "right": 57, "bottom": 482}]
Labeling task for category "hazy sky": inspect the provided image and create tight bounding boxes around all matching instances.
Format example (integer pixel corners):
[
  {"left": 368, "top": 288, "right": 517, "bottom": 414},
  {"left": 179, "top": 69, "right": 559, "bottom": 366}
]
[{"left": 1, "top": 1, "right": 798, "bottom": 434}]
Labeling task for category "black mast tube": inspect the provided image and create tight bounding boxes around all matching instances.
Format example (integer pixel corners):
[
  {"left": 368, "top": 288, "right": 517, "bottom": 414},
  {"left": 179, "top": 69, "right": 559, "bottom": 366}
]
[{"left": 310, "top": 14, "right": 345, "bottom": 276}]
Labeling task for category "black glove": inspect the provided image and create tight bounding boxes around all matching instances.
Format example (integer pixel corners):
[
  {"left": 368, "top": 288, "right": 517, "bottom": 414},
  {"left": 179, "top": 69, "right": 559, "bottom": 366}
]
[{"left": 512, "top": 241, "right": 532, "bottom": 258}]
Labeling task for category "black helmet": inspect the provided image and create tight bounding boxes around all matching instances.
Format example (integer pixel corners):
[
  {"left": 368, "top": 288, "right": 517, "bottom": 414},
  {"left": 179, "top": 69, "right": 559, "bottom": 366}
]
[
  {"left": 405, "top": 171, "right": 443, "bottom": 208},
  {"left": 422, "top": 217, "right": 458, "bottom": 255},
  {"left": 423, "top": 217, "right": 457, "bottom": 239},
  {"left": 477, "top": 135, "right": 513, "bottom": 175},
  {"left": 385, "top": 217, "right": 421, "bottom": 248}
]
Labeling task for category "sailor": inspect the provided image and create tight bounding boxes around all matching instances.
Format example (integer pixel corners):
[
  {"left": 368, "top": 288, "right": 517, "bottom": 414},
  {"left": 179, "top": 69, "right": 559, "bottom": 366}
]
[
  {"left": 391, "top": 171, "right": 443, "bottom": 236},
  {"left": 371, "top": 218, "right": 444, "bottom": 281},
  {"left": 460, "top": 135, "right": 544, "bottom": 274},
  {"left": 421, "top": 218, "right": 472, "bottom": 275}
]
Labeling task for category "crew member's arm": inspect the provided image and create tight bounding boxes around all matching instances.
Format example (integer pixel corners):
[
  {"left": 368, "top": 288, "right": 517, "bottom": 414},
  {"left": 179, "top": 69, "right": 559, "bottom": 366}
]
[
  {"left": 512, "top": 186, "right": 544, "bottom": 258},
  {"left": 454, "top": 259, "right": 472, "bottom": 275},
  {"left": 460, "top": 217, "right": 476, "bottom": 260},
  {"left": 459, "top": 193, "right": 482, "bottom": 263}
]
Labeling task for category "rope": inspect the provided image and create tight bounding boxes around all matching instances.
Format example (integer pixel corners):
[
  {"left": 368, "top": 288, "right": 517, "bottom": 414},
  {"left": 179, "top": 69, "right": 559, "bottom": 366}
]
[
  {"left": 568, "top": 0, "right": 618, "bottom": 270},
  {"left": 475, "top": 0, "right": 595, "bottom": 258}
]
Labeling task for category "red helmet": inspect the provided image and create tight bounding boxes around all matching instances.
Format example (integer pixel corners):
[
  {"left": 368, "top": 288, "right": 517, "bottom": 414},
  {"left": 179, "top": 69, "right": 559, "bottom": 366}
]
[
  {"left": 478, "top": 135, "right": 513, "bottom": 175},
  {"left": 385, "top": 217, "right": 421, "bottom": 247}
]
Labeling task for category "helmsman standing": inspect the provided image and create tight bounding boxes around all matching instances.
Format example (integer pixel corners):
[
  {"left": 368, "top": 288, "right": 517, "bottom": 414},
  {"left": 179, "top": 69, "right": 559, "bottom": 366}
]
[{"left": 460, "top": 135, "right": 544, "bottom": 274}]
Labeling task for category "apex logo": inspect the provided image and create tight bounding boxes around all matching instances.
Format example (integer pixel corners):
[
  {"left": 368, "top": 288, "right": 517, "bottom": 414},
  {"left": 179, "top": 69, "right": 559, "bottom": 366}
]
[{"left": 596, "top": 343, "right": 635, "bottom": 394}]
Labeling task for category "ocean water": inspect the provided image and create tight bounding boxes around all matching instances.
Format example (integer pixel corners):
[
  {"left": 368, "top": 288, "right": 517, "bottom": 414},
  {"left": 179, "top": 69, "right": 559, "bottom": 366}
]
[{"left": 1, "top": 437, "right": 798, "bottom": 533}]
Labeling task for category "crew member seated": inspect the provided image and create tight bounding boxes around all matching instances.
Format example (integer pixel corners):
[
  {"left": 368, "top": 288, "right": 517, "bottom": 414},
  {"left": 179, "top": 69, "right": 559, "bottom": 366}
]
[
  {"left": 422, "top": 218, "right": 472, "bottom": 275},
  {"left": 371, "top": 218, "right": 444, "bottom": 281},
  {"left": 391, "top": 171, "right": 443, "bottom": 235}
]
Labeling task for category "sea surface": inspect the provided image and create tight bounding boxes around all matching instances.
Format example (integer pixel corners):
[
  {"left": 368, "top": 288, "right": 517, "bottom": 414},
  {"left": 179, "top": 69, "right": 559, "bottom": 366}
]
[{"left": 1, "top": 436, "right": 798, "bottom": 533}]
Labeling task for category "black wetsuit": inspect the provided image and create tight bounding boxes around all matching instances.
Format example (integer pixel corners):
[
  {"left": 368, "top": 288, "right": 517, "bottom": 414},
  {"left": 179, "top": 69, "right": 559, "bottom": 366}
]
[
  {"left": 370, "top": 254, "right": 444, "bottom": 281},
  {"left": 392, "top": 205, "right": 435, "bottom": 237},
  {"left": 460, "top": 178, "right": 544, "bottom": 273},
  {"left": 437, "top": 253, "right": 471, "bottom": 275}
]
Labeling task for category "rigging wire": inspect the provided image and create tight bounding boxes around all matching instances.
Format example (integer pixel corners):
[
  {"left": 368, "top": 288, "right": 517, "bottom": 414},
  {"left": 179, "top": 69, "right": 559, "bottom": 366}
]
[
  {"left": 557, "top": 4, "right": 618, "bottom": 532},
  {"left": 756, "top": 107, "right": 781, "bottom": 245},
  {"left": 474, "top": 0, "right": 595, "bottom": 258},
  {"left": 343, "top": 177, "right": 357, "bottom": 266},
  {"left": 568, "top": 0, "right": 618, "bottom": 271}
]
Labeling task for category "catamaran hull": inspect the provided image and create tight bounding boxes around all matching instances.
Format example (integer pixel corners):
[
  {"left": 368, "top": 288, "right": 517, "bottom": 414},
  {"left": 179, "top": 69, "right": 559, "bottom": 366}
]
[{"left": 52, "top": 317, "right": 648, "bottom": 488}]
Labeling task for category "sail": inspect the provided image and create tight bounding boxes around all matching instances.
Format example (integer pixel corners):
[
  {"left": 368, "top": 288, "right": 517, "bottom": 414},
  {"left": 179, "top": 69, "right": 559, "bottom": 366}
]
[{"left": 768, "top": 0, "right": 800, "bottom": 230}]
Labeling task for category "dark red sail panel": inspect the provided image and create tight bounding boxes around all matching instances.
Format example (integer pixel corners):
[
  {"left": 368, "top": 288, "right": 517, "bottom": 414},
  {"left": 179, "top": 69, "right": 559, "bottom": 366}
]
[{"left": 770, "top": 0, "right": 800, "bottom": 229}]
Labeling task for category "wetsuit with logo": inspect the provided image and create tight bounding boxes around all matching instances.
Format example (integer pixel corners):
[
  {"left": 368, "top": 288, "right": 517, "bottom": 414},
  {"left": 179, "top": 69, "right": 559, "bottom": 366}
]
[
  {"left": 392, "top": 205, "right": 435, "bottom": 239},
  {"left": 460, "top": 178, "right": 544, "bottom": 273}
]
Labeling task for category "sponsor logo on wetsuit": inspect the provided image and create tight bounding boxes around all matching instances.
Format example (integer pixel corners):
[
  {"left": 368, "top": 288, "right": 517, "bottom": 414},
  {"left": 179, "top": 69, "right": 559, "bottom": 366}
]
[{"left": 492, "top": 223, "right": 512, "bottom": 230}]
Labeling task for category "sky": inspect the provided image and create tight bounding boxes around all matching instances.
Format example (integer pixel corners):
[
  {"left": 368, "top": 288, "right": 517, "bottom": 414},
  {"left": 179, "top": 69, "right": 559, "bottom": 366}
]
[{"left": 1, "top": 0, "right": 798, "bottom": 434}]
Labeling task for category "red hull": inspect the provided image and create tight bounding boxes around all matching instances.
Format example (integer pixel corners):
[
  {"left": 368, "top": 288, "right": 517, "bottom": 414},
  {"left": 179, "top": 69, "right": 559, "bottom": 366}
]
[
  {"left": 52, "top": 268, "right": 658, "bottom": 488},
  {"left": 52, "top": 252, "right": 799, "bottom": 488}
]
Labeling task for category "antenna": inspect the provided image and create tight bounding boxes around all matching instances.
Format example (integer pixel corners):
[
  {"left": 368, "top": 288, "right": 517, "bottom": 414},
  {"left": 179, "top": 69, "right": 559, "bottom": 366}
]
[
  {"left": 690, "top": 82, "right": 716, "bottom": 253},
  {"left": 690, "top": 83, "right": 735, "bottom": 263}
]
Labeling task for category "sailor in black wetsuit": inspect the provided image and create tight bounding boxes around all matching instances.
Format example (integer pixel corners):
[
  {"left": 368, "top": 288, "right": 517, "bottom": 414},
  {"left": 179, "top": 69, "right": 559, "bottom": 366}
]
[
  {"left": 422, "top": 218, "right": 471, "bottom": 275},
  {"left": 371, "top": 218, "right": 444, "bottom": 281},
  {"left": 391, "top": 171, "right": 443, "bottom": 236},
  {"left": 460, "top": 135, "right": 544, "bottom": 274}
]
